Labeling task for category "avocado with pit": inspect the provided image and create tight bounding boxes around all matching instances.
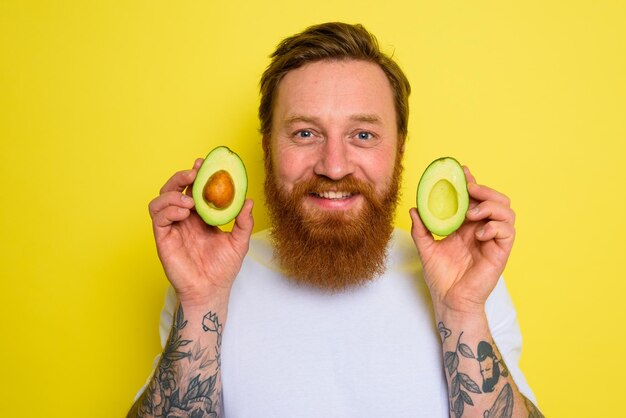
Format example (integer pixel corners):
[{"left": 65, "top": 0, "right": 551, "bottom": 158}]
[
  {"left": 192, "top": 146, "right": 248, "bottom": 226},
  {"left": 416, "top": 157, "right": 469, "bottom": 236}
]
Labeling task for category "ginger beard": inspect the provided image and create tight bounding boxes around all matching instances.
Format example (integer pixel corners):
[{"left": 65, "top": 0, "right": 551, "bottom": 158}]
[{"left": 264, "top": 150, "right": 403, "bottom": 292}]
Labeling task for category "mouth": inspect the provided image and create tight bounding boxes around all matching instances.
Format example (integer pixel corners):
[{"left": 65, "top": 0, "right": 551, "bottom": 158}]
[
  {"left": 310, "top": 190, "right": 354, "bottom": 200},
  {"left": 305, "top": 189, "right": 362, "bottom": 211}
]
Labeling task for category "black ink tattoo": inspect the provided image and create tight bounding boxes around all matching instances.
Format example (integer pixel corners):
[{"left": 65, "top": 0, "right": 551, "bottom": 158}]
[
  {"left": 477, "top": 341, "right": 501, "bottom": 393},
  {"left": 129, "top": 305, "right": 224, "bottom": 418},
  {"left": 484, "top": 383, "right": 513, "bottom": 418},
  {"left": 440, "top": 325, "right": 544, "bottom": 417},
  {"left": 203, "top": 311, "right": 223, "bottom": 369},
  {"left": 443, "top": 330, "right": 482, "bottom": 418},
  {"left": 440, "top": 324, "right": 523, "bottom": 418},
  {"left": 438, "top": 321, "right": 452, "bottom": 342}
]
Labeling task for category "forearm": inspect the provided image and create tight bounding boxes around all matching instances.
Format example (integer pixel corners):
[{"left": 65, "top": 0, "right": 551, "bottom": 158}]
[
  {"left": 436, "top": 309, "right": 543, "bottom": 418},
  {"left": 128, "top": 298, "right": 228, "bottom": 418}
]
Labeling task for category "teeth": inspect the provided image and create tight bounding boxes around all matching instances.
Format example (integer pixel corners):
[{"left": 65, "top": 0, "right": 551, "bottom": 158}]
[{"left": 316, "top": 191, "right": 353, "bottom": 199}]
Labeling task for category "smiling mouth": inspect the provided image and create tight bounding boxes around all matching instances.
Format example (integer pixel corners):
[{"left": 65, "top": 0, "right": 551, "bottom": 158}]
[{"left": 311, "top": 191, "right": 354, "bottom": 200}]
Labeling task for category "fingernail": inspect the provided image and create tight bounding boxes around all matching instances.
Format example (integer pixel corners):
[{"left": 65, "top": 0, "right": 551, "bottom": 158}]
[
  {"left": 476, "top": 227, "right": 485, "bottom": 237},
  {"left": 469, "top": 207, "right": 480, "bottom": 215},
  {"left": 182, "top": 195, "right": 192, "bottom": 203}
]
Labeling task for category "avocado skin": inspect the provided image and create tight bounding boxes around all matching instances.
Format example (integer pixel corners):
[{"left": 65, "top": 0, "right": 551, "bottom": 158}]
[
  {"left": 192, "top": 146, "right": 248, "bottom": 226},
  {"left": 416, "top": 157, "right": 469, "bottom": 237}
]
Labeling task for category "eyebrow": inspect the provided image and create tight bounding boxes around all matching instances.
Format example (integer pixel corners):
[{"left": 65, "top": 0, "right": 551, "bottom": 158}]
[
  {"left": 284, "top": 113, "right": 383, "bottom": 126},
  {"left": 350, "top": 113, "right": 383, "bottom": 124},
  {"left": 284, "top": 115, "right": 320, "bottom": 126}
]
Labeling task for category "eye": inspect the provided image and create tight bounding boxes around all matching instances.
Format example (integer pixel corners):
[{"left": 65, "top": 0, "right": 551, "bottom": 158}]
[
  {"left": 295, "top": 129, "right": 313, "bottom": 138},
  {"left": 356, "top": 131, "right": 374, "bottom": 140}
]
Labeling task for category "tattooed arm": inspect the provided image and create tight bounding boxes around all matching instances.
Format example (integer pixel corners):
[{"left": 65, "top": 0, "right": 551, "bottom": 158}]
[
  {"left": 410, "top": 167, "right": 543, "bottom": 417},
  {"left": 436, "top": 315, "right": 543, "bottom": 417},
  {"left": 128, "top": 159, "right": 254, "bottom": 417},
  {"left": 128, "top": 302, "right": 226, "bottom": 417}
]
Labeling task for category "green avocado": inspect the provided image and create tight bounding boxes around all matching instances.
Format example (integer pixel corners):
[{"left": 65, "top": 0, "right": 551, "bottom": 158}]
[
  {"left": 416, "top": 157, "right": 469, "bottom": 236},
  {"left": 192, "top": 146, "right": 248, "bottom": 226}
]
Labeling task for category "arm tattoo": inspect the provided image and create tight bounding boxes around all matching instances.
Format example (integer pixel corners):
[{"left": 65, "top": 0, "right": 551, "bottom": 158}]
[
  {"left": 483, "top": 383, "right": 513, "bottom": 418},
  {"left": 441, "top": 324, "right": 483, "bottom": 417},
  {"left": 477, "top": 341, "right": 509, "bottom": 393},
  {"left": 130, "top": 305, "right": 224, "bottom": 418},
  {"left": 440, "top": 322, "right": 547, "bottom": 418}
]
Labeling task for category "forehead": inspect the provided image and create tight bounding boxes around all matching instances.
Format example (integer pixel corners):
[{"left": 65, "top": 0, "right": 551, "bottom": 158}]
[{"left": 272, "top": 59, "right": 396, "bottom": 126}]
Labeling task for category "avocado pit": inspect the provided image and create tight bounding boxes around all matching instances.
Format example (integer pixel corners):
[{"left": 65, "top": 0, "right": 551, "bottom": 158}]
[{"left": 203, "top": 170, "right": 235, "bottom": 209}]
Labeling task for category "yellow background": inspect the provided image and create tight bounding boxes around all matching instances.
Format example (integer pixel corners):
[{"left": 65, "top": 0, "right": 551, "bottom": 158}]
[{"left": 1, "top": 1, "right": 624, "bottom": 416}]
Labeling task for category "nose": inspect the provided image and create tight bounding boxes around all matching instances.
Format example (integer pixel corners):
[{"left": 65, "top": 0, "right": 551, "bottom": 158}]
[{"left": 313, "top": 136, "right": 354, "bottom": 180}]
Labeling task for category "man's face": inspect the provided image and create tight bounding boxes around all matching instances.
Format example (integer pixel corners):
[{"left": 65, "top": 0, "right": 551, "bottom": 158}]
[
  {"left": 479, "top": 355, "right": 501, "bottom": 392},
  {"left": 269, "top": 59, "right": 400, "bottom": 217},
  {"left": 264, "top": 59, "right": 403, "bottom": 291},
  {"left": 480, "top": 357, "right": 494, "bottom": 380}
]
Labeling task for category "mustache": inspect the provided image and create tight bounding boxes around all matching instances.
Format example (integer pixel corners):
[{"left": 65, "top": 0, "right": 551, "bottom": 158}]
[{"left": 290, "top": 175, "right": 377, "bottom": 201}]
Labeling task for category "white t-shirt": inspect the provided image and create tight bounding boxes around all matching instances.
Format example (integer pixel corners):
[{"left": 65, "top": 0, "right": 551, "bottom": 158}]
[{"left": 147, "top": 228, "right": 535, "bottom": 417}]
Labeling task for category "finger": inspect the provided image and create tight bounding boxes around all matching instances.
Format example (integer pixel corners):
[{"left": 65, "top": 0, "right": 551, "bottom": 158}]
[
  {"left": 149, "top": 191, "right": 195, "bottom": 218},
  {"left": 152, "top": 205, "right": 192, "bottom": 229},
  {"left": 466, "top": 200, "right": 515, "bottom": 224},
  {"left": 463, "top": 167, "right": 481, "bottom": 211},
  {"left": 476, "top": 220, "right": 515, "bottom": 243},
  {"left": 410, "top": 207, "right": 435, "bottom": 257},
  {"left": 467, "top": 182, "right": 511, "bottom": 207},
  {"left": 230, "top": 199, "right": 254, "bottom": 250},
  {"left": 160, "top": 168, "right": 198, "bottom": 195},
  {"left": 463, "top": 166, "right": 477, "bottom": 184},
  {"left": 184, "top": 158, "right": 205, "bottom": 197}
]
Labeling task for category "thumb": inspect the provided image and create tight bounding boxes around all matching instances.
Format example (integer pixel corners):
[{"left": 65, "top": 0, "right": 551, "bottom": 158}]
[
  {"left": 410, "top": 207, "right": 434, "bottom": 259},
  {"left": 230, "top": 199, "right": 254, "bottom": 250}
]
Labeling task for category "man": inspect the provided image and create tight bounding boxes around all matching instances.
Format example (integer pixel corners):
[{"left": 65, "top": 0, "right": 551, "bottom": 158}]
[{"left": 129, "top": 22, "right": 543, "bottom": 417}]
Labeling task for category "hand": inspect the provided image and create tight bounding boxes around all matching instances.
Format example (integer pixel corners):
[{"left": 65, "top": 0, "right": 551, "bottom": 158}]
[
  {"left": 409, "top": 167, "right": 515, "bottom": 315},
  {"left": 148, "top": 158, "right": 254, "bottom": 308}
]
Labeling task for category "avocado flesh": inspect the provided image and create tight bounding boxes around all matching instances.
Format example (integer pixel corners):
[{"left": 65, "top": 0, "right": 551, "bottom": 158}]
[
  {"left": 192, "top": 146, "right": 248, "bottom": 226},
  {"left": 416, "top": 157, "right": 468, "bottom": 236}
]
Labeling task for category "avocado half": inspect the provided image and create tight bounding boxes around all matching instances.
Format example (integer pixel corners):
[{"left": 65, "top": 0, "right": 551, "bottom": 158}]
[
  {"left": 416, "top": 157, "right": 469, "bottom": 236},
  {"left": 192, "top": 146, "right": 248, "bottom": 226}
]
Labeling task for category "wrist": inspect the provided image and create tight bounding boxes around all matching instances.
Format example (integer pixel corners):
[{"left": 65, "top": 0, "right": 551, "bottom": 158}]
[
  {"left": 429, "top": 288, "right": 488, "bottom": 320},
  {"left": 433, "top": 303, "right": 487, "bottom": 330},
  {"left": 176, "top": 283, "right": 231, "bottom": 314},
  {"left": 173, "top": 291, "right": 230, "bottom": 343}
]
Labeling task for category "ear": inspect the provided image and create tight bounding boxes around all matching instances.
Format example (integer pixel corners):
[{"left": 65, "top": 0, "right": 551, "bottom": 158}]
[
  {"left": 262, "top": 133, "right": 273, "bottom": 173},
  {"left": 262, "top": 133, "right": 270, "bottom": 154}
]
